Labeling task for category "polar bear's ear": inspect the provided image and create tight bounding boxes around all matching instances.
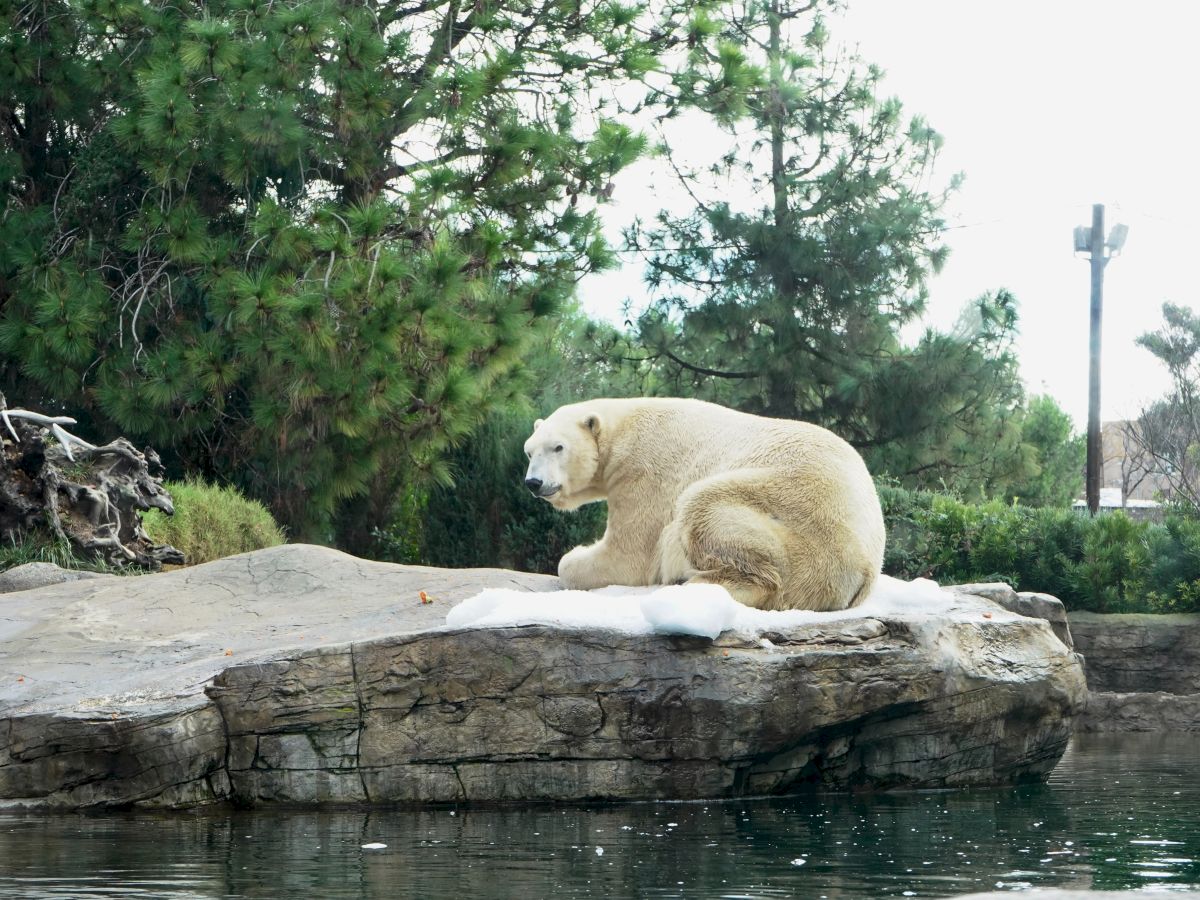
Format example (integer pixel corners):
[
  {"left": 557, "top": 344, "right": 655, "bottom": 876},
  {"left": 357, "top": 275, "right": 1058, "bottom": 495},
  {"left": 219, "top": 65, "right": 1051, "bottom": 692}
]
[
  {"left": 533, "top": 418, "right": 544, "bottom": 431},
  {"left": 584, "top": 414, "right": 601, "bottom": 437}
]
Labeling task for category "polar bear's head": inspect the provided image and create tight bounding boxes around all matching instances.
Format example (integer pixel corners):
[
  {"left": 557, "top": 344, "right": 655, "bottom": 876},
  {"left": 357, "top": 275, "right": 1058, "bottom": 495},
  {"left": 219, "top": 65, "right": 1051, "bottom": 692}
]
[{"left": 522, "top": 408, "right": 603, "bottom": 510}]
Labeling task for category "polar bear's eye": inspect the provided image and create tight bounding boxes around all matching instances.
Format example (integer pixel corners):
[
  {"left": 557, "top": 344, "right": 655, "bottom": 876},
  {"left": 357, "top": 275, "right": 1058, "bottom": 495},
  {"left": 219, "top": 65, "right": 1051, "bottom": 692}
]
[{"left": 554, "top": 444, "right": 564, "bottom": 453}]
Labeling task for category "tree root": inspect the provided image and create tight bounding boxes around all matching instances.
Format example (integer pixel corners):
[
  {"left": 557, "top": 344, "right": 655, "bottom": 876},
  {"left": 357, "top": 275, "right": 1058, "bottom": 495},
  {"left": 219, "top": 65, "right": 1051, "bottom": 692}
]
[{"left": 0, "top": 393, "right": 185, "bottom": 570}]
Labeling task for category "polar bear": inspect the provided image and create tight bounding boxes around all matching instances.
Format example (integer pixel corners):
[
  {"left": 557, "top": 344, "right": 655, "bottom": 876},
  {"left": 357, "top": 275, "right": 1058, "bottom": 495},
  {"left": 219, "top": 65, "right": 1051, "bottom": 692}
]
[{"left": 522, "top": 397, "right": 886, "bottom": 612}]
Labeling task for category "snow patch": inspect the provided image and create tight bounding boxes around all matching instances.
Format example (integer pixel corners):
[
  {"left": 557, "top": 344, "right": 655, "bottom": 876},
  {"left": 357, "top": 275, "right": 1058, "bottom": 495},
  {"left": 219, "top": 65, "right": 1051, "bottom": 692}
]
[{"left": 445, "top": 574, "right": 957, "bottom": 638}]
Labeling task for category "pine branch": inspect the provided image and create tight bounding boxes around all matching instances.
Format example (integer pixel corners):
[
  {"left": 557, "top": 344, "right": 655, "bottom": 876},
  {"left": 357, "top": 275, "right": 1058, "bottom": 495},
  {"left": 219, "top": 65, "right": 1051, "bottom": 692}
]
[{"left": 651, "top": 346, "right": 758, "bottom": 380}]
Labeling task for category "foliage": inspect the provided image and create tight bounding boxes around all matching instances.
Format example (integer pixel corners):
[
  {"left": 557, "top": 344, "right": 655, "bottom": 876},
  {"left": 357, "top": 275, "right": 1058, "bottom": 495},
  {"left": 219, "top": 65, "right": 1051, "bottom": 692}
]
[
  {"left": 1124, "top": 302, "right": 1200, "bottom": 509},
  {"left": 880, "top": 483, "right": 1200, "bottom": 613},
  {"left": 142, "top": 479, "right": 285, "bottom": 565},
  {"left": 370, "top": 305, "right": 643, "bottom": 571},
  {"left": 0, "top": 0, "right": 692, "bottom": 541},
  {"left": 622, "top": 0, "right": 1037, "bottom": 496},
  {"left": 0, "top": 531, "right": 104, "bottom": 573},
  {"left": 1002, "top": 394, "right": 1085, "bottom": 508},
  {"left": 0, "top": 0, "right": 1093, "bottom": 565}
]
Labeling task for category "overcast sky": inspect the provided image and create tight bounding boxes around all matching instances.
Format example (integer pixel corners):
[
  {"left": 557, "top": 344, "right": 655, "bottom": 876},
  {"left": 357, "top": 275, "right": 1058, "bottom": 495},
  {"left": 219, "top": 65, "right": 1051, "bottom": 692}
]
[{"left": 577, "top": 1, "right": 1200, "bottom": 428}]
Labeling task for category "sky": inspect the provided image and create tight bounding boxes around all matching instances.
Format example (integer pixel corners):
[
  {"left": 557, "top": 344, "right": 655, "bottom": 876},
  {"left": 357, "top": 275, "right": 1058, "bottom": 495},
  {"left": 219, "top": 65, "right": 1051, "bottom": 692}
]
[{"left": 576, "top": 1, "right": 1200, "bottom": 429}]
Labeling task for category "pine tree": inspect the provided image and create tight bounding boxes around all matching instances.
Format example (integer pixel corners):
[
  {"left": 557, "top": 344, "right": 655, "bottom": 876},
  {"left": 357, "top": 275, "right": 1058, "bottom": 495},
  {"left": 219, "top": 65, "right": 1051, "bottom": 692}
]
[
  {"left": 0, "top": 0, "right": 692, "bottom": 540},
  {"left": 372, "top": 303, "right": 654, "bottom": 571},
  {"left": 1003, "top": 395, "right": 1085, "bottom": 508},
  {"left": 628, "top": 0, "right": 1032, "bottom": 494}
]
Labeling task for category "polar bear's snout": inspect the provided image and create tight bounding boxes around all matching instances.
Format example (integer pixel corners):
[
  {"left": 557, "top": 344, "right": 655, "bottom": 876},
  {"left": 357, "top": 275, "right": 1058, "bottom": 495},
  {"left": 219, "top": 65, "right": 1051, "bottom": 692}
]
[
  {"left": 524, "top": 475, "right": 560, "bottom": 498},
  {"left": 524, "top": 470, "right": 561, "bottom": 499}
]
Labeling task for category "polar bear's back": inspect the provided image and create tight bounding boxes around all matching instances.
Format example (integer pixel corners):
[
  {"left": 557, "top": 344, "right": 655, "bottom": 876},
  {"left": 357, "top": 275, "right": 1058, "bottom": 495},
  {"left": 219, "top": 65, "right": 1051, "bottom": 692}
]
[
  {"left": 587, "top": 396, "right": 885, "bottom": 559},
  {"left": 591, "top": 397, "right": 869, "bottom": 478}
]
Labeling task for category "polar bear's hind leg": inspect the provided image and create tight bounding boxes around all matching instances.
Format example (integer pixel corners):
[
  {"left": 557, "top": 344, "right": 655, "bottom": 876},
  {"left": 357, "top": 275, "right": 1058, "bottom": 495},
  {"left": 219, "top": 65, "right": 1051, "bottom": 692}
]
[
  {"left": 673, "top": 472, "right": 788, "bottom": 610},
  {"left": 673, "top": 467, "right": 873, "bottom": 612}
]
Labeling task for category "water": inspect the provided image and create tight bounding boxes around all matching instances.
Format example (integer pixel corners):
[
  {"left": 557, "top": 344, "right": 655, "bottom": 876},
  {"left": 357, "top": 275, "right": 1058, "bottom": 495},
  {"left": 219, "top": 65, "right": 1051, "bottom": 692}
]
[{"left": 1, "top": 734, "right": 1197, "bottom": 899}]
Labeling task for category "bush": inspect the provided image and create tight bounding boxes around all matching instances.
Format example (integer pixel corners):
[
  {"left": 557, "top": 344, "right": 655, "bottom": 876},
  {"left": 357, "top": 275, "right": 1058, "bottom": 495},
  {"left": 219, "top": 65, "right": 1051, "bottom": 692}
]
[
  {"left": 880, "top": 483, "right": 1200, "bottom": 613},
  {"left": 144, "top": 479, "right": 286, "bottom": 565}
]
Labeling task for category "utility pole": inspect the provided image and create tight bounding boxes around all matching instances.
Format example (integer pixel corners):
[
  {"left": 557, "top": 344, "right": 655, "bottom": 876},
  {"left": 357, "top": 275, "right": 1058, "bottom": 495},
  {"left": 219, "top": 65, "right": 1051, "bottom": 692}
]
[{"left": 1074, "top": 204, "right": 1128, "bottom": 516}]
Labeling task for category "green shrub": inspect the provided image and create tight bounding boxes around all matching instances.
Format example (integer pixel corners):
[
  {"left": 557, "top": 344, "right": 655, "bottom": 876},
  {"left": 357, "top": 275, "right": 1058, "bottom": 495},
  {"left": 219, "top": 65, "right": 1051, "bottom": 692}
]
[
  {"left": 1012, "top": 507, "right": 1087, "bottom": 603},
  {"left": 879, "top": 482, "right": 1200, "bottom": 613},
  {"left": 144, "top": 479, "right": 286, "bottom": 565},
  {"left": 873, "top": 484, "right": 944, "bottom": 579},
  {"left": 1067, "top": 512, "right": 1148, "bottom": 612}
]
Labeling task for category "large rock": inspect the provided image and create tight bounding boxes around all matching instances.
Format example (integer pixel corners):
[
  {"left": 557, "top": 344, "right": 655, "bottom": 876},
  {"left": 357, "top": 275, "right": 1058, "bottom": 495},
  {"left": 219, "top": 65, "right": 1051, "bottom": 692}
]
[
  {"left": 953, "top": 582, "right": 1073, "bottom": 649},
  {"left": 1069, "top": 611, "right": 1200, "bottom": 693},
  {"left": 1078, "top": 690, "right": 1200, "bottom": 732},
  {"left": 0, "top": 562, "right": 111, "bottom": 594},
  {"left": 1068, "top": 611, "right": 1200, "bottom": 732},
  {"left": 0, "top": 546, "right": 1085, "bottom": 809}
]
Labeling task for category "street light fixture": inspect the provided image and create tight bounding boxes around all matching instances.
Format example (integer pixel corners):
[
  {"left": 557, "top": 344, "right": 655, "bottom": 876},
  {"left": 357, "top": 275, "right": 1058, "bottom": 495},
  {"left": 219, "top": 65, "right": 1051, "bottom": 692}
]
[
  {"left": 1107, "top": 223, "right": 1129, "bottom": 254},
  {"left": 1073, "top": 226, "right": 1090, "bottom": 253}
]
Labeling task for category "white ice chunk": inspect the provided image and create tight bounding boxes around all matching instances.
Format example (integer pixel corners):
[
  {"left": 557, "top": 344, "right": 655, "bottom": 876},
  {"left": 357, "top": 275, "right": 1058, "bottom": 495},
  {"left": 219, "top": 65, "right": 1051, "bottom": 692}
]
[
  {"left": 640, "top": 583, "right": 740, "bottom": 639},
  {"left": 445, "top": 573, "right": 962, "bottom": 639},
  {"left": 444, "top": 587, "right": 652, "bottom": 633}
]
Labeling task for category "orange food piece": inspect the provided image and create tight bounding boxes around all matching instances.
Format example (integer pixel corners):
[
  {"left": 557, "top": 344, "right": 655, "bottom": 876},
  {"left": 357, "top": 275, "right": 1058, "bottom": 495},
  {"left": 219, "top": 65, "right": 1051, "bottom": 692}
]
[
  {"left": 224, "top": 649, "right": 233, "bottom": 656},
  {"left": 419, "top": 590, "right": 433, "bottom": 604}
]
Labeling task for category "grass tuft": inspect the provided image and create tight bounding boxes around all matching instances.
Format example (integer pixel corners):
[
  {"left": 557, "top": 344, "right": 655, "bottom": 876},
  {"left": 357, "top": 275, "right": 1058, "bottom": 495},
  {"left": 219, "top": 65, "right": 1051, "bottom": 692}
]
[
  {"left": 143, "top": 479, "right": 286, "bottom": 565},
  {"left": 0, "top": 531, "right": 100, "bottom": 572}
]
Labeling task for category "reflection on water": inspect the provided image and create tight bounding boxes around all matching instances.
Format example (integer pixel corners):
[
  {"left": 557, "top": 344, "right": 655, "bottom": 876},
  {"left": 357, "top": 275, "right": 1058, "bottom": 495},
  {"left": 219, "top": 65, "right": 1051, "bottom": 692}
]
[{"left": 1, "top": 734, "right": 1197, "bottom": 899}]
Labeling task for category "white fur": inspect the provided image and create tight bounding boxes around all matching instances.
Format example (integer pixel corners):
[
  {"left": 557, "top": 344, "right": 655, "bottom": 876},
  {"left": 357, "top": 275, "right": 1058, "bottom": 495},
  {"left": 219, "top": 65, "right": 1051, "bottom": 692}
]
[{"left": 523, "top": 398, "right": 886, "bottom": 612}]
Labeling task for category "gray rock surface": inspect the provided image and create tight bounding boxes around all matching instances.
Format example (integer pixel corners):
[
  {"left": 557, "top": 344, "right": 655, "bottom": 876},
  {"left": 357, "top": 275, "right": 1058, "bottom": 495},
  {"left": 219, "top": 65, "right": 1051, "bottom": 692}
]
[
  {"left": 0, "top": 562, "right": 110, "bottom": 595},
  {"left": 1076, "top": 690, "right": 1200, "bottom": 732},
  {"left": 1062, "top": 612, "right": 1200, "bottom": 732},
  {"left": 1069, "top": 611, "right": 1200, "bottom": 693},
  {"left": 1, "top": 545, "right": 1085, "bottom": 809},
  {"left": 954, "top": 583, "right": 1073, "bottom": 649}
]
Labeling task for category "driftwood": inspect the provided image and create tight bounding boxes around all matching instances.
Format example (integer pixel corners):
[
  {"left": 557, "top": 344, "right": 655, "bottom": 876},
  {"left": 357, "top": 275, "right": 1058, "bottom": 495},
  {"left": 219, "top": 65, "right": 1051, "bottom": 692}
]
[{"left": 0, "top": 393, "right": 184, "bottom": 569}]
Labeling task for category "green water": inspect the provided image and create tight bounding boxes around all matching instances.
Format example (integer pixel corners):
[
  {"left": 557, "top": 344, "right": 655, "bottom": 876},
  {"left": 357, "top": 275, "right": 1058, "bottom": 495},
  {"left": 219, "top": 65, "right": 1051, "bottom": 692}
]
[{"left": 1, "top": 734, "right": 1197, "bottom": 899}]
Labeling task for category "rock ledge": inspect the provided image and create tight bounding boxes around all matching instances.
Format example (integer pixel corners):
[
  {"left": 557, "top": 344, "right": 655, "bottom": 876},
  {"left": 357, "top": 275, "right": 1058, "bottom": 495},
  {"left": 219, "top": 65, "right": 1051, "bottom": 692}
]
[{"left": 1, "top": 546, "right": 1085, "bottom": 809}]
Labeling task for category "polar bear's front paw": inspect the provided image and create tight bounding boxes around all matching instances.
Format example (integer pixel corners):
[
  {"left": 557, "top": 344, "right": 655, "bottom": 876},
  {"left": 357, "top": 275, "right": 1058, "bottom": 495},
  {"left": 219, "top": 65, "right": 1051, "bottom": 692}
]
[{"left": 558, "top": 545, "right": 599, "bottom": 589}]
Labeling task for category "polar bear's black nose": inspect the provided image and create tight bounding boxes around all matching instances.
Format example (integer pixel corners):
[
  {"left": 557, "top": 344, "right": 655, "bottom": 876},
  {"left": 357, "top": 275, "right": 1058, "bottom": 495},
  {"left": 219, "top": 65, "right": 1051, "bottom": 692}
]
[{"left": 525, "top": 477, "right": 543, "bottom": 495}]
